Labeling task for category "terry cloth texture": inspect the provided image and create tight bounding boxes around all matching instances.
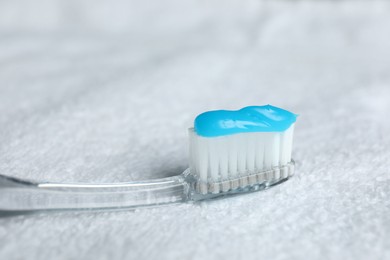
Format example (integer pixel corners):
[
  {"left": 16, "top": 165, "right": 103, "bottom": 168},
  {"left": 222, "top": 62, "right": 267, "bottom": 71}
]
[{"left": 1, "top": 0, "right": 390, "bottom": 259}]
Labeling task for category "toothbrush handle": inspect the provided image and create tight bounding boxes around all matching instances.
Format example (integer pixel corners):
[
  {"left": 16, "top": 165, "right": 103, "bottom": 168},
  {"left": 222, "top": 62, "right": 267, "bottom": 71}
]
[{"left": 0, "top": 173, "right": 190, "bottom": 211}]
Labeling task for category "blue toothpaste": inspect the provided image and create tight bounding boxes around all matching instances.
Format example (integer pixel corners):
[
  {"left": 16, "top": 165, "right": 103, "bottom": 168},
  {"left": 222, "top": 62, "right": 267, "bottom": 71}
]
[{"left": 194, "top": 105, "right": 297, "bottom": 137}]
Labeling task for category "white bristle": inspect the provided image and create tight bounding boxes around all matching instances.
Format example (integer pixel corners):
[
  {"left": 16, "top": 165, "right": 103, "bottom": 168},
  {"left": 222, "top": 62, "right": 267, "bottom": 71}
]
[
  {"left": 228, "top": 136, "right": 238, "bottom": 178},
  {"left": 197, "top": 137, "right": 208, "bottom": 183},
  {"left": 188, "top": 124, "right": 295, "bottom": 194},
  {"left": 255, "top": 135, "right": 264, "bottom": 171},
  {"left": 246, "top": 133, "right": 256, "bottom": 172},
  {"left": 218, "top": 138, "right": 229, "bottom": 180}
]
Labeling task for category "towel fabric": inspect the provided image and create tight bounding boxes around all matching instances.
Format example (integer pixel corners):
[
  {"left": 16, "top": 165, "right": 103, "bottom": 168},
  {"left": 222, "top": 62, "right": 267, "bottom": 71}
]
[{"left": 1, "top": 1, "right": 390, "bottom": 259}]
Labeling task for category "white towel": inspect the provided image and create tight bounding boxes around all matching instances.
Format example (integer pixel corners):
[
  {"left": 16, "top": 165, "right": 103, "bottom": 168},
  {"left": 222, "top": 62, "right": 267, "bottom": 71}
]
[{"left": 1, "top": 1, "right": 390, "bottom": 259}]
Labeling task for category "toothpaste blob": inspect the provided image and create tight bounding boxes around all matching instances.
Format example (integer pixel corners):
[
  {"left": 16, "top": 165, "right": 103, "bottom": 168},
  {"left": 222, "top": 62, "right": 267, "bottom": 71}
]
[{"left": 194, "top": 105, "right": 297, "bottom": 137}]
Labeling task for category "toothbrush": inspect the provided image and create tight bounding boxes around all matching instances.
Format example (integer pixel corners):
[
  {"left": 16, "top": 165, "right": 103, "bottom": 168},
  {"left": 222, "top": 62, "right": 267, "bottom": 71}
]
[{"left": 0, "top": 105, "right": 297, "bottom": 212}]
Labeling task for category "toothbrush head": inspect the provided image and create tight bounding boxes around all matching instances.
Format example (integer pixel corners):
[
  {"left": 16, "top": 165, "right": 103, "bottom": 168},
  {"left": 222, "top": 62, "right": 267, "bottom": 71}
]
[{"left": 188, "top": 105, "right": 297, "bottom": 196}]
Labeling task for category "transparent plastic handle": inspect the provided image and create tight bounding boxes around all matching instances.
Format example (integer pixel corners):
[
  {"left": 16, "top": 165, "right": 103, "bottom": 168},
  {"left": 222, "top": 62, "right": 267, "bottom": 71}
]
[
  {"left": 0, "top": 173, "right": 190, "bottom": 211},
  {"left": 0, "top": 161, "right": 295, "bottom": 212}
]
